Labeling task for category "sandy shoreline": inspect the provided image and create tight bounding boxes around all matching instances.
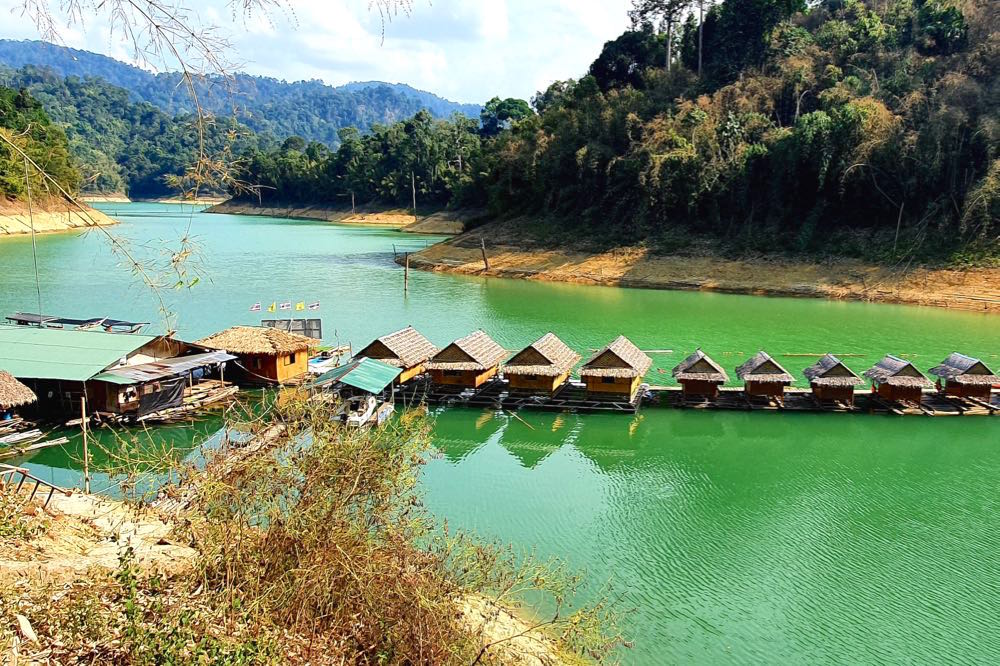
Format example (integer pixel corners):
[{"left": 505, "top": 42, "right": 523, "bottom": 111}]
[
  {"left": 206, "top": 200, "right": 472, "bottom": 234},
  {"left": 405, "top": 232, "right": 1000, "bottom": 313},
  {"left": 0, "top": 200, "right": 118, "bottom": 236}
]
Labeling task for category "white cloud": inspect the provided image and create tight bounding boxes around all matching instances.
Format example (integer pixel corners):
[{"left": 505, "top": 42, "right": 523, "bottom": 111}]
[{"left": 0, "top": 0, "right": 631, "bottom": 103}]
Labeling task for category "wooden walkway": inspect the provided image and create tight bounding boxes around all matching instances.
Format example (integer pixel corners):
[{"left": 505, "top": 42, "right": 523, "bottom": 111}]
[{"left": 388, "top": 379, "right": 998, "bottom": 417}]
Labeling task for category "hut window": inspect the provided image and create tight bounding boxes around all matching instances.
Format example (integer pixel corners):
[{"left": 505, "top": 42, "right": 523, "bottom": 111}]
[
  {"left": 285, "top": 353, "right": 297, "bottom": 366},
  {"left": 601, "top": 377, "right": 616, "bottom": 384},
  {"left": 254, "top": 358, "right": 263, "bottom": 370}
]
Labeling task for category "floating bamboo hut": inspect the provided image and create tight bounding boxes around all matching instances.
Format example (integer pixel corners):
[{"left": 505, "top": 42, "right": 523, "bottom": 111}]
[
  {"left": 736, "top": 351, "right": 794, "bottom": 400},
  {"left": 929, "top": 353, "right": 1000, "bottom": 400},
  {"left": 354, "top": 326, "right": 437, "bottom": 384},
  {"left": 198, "top": 326, "right": 319, "bottom": 385},
  {"left": 579, "top": 336, "right": 652, "bottom": 401},
  {"left": 425, "top": 330, "right": 507, "bottom": 389},
  {"left": 672, "top": 349, "right": 728, "bottom": 399},
  {"left": 864, "top": 355, "right": 933, "bottom": 405},
  {"left": 802, "top": 354, "right": 863, "bottom": 405},
  {"left": 0, "top": 370, "right": 36, "bottom": 418},
  {"left": 503, "top": 333, "right": 581, "bottom": 395}
]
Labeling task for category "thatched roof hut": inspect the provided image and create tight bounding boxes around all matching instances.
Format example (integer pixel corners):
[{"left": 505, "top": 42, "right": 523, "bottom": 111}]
[
  {"left": 929, "top": 353, "right": 1000, "bottom": 386},
  {"left": 0, "top": 370, "right": 36, "bottom": 409},
  {"left": 504, "top": 333, "right": 580, "bottom": 377},
  {"left": 579, "top": 336, "right": 652, "bottom": 378},
  {"left": 197, "top": 326, "right": 319, "bottom": 356},
  {"left": 425, "top": 330, "right": 507, "bottom": 371},
  {"left": 863, "top": 355, "right": 933, "bottom": 388},
  {"left": 802, "top": 354, "right": 864, "bottom": 387},
  {"left": 355, "top": 326, "right": 437, "bottom": 369},
  {"left": 672, "top": 349, "right": 728, "bottom": 384},
  {"left": 736, "top": 351, "right": 794, "bottom": 384}
]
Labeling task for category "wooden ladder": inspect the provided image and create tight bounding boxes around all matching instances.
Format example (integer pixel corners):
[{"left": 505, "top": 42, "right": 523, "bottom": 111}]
[{"left": 0, "top": 463, "right": 73, "bottom": 508}]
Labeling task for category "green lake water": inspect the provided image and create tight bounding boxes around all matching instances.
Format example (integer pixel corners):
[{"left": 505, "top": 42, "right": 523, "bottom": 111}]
[{"left": 1, "top": 203, "right": 998, "bottom": 664}]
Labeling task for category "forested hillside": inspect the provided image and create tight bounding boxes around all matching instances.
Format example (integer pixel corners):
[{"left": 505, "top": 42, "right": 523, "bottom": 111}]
[
  {"left": 0, "top": 85, "right": 78, "bottom": 198},
  {"left": 234, "top": 0, "right": 998, "bottom": 264},
  {"left": 0, "top": 66, "right": 270, "bottom": 197},
  {"left": 0, "top": 40, "right": 481, "bottom": 145}
]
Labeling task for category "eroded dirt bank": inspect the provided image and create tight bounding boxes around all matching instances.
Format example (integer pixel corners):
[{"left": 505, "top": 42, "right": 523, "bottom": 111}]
[
  {"left": 0, "top": 199, "right": 117, "bottom": 236},
  {"left": 206, "top": 200, "right": 474, "bottom": 234},
  {"left": 405, "top": 225, "right": 1000, "bottom": 313}
]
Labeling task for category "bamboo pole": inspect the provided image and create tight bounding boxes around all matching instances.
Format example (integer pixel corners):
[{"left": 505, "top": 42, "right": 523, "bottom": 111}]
[
  {"left": 404, "top": 252, "right": 410, "bottom": 294},
  {"left": 480, "top": 238, "right": 489, "bottom": 271},
  {"left": 80, "top": 392, "right": 90, "bottom": 494}
]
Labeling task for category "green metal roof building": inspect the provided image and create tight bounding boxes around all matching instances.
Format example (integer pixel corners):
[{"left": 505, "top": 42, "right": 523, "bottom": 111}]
[
  {"left": 315, "top": 358, "right": 401, "bottom": 394},
  {"left": 0, "top": 325, "right": 157, "bottom": 382}
]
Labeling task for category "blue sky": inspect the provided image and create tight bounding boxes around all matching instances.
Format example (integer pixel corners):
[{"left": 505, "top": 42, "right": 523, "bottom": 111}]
[{"left": 0, "top": 0, "right": 632, "bottom": 103}]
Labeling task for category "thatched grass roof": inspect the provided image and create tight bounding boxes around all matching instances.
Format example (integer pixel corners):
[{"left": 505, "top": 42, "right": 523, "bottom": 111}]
[
  {"left": 803, "top": 354, "right": 864, "bottom": 388},
  {"left": 863, "top": 355, "right": 933, "bottom": 388},
  {"left": 736, "top": 351, "right": 794, "bottom": 384},
  {"left": 579, "top": 336, "right": 652, "bottom": 379},
  {"left": 424, "top": 330, "right": 507, "bottom": 371},
  {"left": 929, "top": 353, "right": 1000, "bottom": 386},
  {"left": 356, "top": 326, "right": 437, "bottom": 369},
  {"left": 504, "top": 333, "right": 581, "bottom": 377},
  {"left": 0, "top": 370, "right": 36, "bottom": 408},
  {"left": 197, "top": 326, "right": 319, "bottom": 356},
  {"left": 672, "top": 349, "right": 728, "bottom": 384}
]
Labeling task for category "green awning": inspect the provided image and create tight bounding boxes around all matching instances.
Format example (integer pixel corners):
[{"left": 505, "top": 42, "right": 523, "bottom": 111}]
[
  {"left": 315, "top": 358, "right": 401, "bottom": 394},
  {"left": 0, "top": 325, "right": 157, "bottom": 382}
]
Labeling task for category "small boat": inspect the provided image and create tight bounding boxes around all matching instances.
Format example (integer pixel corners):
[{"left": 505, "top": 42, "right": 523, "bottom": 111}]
[{"left": 334, "top": 394, "right": 394, "bottom": 428}]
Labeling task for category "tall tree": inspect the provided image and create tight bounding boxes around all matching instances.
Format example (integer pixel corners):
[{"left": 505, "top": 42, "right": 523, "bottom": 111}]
[{"left": 630, "top": 0, "right": 690, "bottom": 72}]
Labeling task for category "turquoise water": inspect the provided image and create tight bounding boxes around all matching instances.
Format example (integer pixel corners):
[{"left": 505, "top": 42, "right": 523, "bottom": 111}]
[{"left": 1, "top": 203, "right": 998, "bottom": 664}]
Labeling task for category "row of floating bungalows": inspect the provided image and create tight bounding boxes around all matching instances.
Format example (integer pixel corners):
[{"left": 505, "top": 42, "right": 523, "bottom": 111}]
[
  {"left": 350, "top": 326, "right": 999, "bottom": 407},
  {"left": 355, "top": 327, "right": 652, "bottom": 401}
]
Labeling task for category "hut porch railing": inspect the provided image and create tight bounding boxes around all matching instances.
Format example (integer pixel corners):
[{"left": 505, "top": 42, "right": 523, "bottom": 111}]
[{"left": 0, "top": 463, "right": 73, "bottom": 508}]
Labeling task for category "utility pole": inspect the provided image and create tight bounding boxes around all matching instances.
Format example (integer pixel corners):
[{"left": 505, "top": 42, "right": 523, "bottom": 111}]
[{"left": 351, "top": 191, "right": 355, "bottom": 214}]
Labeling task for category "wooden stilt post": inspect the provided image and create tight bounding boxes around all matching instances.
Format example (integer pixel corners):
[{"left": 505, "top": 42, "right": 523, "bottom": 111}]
[
  {"left": 480, "top": 237, "right": 489, "bottom": 271},
  {"left": 80, "top": 391, "right": 90, "bottom": 494}
]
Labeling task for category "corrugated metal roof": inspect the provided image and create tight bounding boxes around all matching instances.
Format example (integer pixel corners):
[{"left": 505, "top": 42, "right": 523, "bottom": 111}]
[
  {"left": 315, "top": 358, "right": 400, "bottom": 394},
  {"left": 0, "top": 325, "right": 157, "bottom": 382},
  {"left": 92, "top": 351, "right": 236, "bottom": 384}
]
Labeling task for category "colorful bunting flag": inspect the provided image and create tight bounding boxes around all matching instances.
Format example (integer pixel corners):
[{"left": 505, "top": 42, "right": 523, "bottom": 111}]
[
  {"left": 249, "top": 302, "right": 262, "bottom": 312},
  {"left": 295, "top": 301, "right": 305, "bottom": 311},
  {"left": 307, "top": 301, "right": 321, "bottom": 310},
  {"left": 267, "top": 302, "right": 276, "bottom": 313},
  {"left": 279, "top": 301, "right": 292, "bottom": 311}
]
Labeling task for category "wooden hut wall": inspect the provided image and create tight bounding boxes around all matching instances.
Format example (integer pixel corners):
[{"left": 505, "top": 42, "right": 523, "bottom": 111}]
[
  {"left": 876, "top": 383, "right": 924, "bottom": 404},
  {"left": 680, "top": 378, "right": 721, "bottom": 398},
  {"left": 238, "top": 351, "right": 308, "bottom": 384},
  {"left": 508, "top": 370, "right": 571, "bottom": 394},
  {"left": 397, "top": 363, "right": 426, "bottom": 384},
  {"left": 430, "top": 366, "right": 498, "bottom": 388},
  {"left": 584, "top": 375, "right": 641, "bottom": 399},
  {"left": 744, "top": 381, "right": 786, "bottom": 398},
  {"left": 943, "top": 383, "right": 992, "bottom": 399},
  {"left": 811, "top": 384, "right": 856, "bottom": 404}
]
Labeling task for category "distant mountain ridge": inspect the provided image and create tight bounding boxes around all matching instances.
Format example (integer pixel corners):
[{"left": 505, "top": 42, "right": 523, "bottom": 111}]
[{"left": 0, "top": 39, "right": 481, "bottom": 145}]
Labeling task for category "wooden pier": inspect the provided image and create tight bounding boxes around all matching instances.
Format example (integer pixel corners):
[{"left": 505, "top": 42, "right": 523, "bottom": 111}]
[{"left": 388, "top": 378, "right": 998, "bottom": 417}]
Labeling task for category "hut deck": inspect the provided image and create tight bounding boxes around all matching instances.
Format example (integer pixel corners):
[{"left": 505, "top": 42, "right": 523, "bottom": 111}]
[
  {"left": 392, "top": 378, "right": 998, "bottom": 417},
  {"left": 390, "top": 378, "right": 642, "bottom": 413}
]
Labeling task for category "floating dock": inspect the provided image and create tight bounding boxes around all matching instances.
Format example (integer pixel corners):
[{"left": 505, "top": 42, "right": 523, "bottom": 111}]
[{"left": 388, "top": 378, "right": 998, "bottom": 417}]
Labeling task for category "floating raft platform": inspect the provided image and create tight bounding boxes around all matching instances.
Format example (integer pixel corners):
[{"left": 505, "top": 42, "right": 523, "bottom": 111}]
[
  {"left": 387, "top": 378, "right": 998, "bottom": 417},
  {"left": 390, "top": 378, "right": 643, "bottom": 414}
]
